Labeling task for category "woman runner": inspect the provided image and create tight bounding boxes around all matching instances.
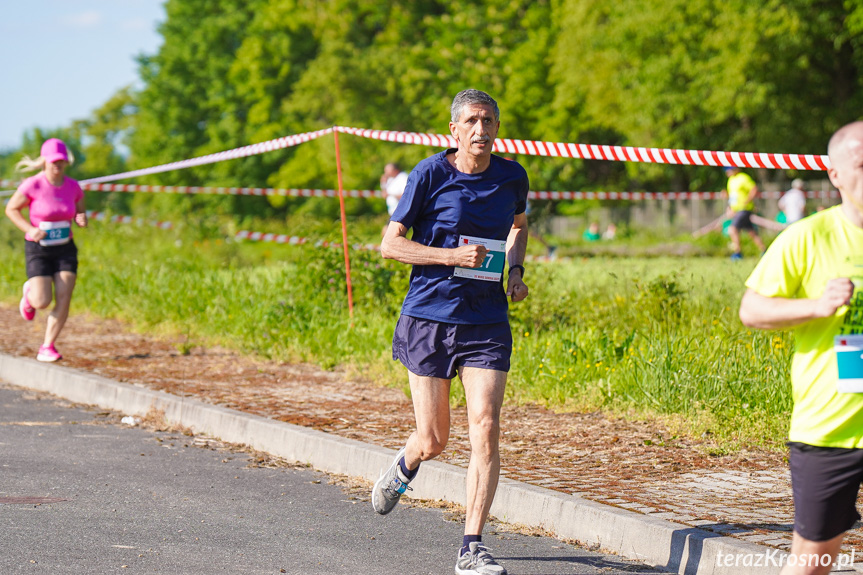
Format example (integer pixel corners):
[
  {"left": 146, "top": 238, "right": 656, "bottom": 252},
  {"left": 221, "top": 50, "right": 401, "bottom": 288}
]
[{"left": 5, "top": 138, "right": 87, "bottom": 362}]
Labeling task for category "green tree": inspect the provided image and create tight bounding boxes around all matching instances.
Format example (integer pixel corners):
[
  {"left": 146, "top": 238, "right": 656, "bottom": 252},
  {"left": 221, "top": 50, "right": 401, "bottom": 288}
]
[
  {"left": 550, "top": 0, "right": 863, "bottom": 191},
  {"left": 104, "top": 0, "right": 863, "bottom": 212},
  {"left": 73, "top": 87, "right": 135, "bottom": 180}
]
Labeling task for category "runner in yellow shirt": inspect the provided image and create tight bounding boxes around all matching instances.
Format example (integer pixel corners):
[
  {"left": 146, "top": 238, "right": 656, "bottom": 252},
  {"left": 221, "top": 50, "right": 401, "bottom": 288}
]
[
  {"left": 724, "top": 166, "right": 766, "bottom": 260},
  {"left": 739, "top": 121, "right": 863, "bottom": 575}
]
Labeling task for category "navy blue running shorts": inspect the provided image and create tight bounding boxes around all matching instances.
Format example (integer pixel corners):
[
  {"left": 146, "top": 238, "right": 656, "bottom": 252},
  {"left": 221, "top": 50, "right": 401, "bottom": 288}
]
[
  {"left": 392, "top": 315, "right": 512, "bottom": 379},
  {"left": 788, "top": 441, "right": 863, "bottom": 541},
  {"left": 25, "top": 239, "right": 78, "bottom": 278}
]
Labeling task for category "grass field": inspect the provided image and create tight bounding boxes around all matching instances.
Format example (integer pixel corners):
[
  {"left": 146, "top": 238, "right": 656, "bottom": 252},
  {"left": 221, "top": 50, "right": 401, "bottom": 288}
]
[{"left": 0, "top": 214, "right": 792, "bottom": 451}]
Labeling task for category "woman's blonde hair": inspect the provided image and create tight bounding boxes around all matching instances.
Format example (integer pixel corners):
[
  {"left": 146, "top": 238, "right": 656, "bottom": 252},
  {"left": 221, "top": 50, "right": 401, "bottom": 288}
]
[{"left": 15, "top": 149, "right": 76, "bottom": 173}]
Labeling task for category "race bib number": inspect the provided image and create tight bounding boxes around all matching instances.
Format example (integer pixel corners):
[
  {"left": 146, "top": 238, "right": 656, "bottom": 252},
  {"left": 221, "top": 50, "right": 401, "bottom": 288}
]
[
  {"left": 452, "top": 235, "right": 506, "bottom": 282},
  {"left": 38, "top": 220, "right": 71, "bottom": 247},
  {"left": 836, "top": 335, "right": 863, "bottom": 393}
]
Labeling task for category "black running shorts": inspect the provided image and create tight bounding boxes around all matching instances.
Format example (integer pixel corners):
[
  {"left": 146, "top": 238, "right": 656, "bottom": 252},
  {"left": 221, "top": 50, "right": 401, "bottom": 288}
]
[
  {"left": 730, "top": 210, "right": 756, "bottom": 231},
  {"left": 24, "top": 239, "right": 78, "bottom": 278},
  {"left": 788, "top": 441, "right": 863, "bottom": 541}
]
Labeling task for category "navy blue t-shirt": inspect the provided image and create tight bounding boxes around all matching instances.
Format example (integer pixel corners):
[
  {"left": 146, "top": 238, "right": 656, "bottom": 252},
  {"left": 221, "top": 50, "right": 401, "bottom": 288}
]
[{"left": 391, "top": 149, "right": 529, "bottom": 325}]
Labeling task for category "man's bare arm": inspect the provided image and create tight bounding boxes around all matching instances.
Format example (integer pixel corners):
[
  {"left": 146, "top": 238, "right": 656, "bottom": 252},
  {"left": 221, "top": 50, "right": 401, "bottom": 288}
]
[
  {"left": 739, "top": 279, "right": 854, "bottom": 330},
  {"left": 380, "top": 221, "right": 487, "bottom": 268},
  {"left": 747, "top": 184, "right": 760, "bottom": 203},
  {"left": 505, "top": 212, "right": 529, "bottom": 302},
  {"left": 506, "top": 212, "right": 528, "bottom": 268}
]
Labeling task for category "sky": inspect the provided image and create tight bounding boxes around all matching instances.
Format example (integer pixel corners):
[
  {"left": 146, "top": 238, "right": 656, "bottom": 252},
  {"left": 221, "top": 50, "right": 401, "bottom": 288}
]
[{"left": 0, "top": 1, "right": 165, "bottom": 150}]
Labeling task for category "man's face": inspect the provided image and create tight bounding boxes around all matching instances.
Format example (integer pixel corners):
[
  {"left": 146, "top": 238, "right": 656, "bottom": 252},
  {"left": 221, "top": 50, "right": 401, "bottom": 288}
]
[
  {"left": 829, "top": 133, "right": 863, "bottom": 212},
  {"left": 449, "top": 103, "right": 499, "bottom": 159}
]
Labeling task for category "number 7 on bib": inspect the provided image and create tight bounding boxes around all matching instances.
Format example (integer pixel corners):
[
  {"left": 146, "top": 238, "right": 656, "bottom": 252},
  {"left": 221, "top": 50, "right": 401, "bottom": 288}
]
[{"left": 452, "top": 235, "right": 506, "bottom": 282}]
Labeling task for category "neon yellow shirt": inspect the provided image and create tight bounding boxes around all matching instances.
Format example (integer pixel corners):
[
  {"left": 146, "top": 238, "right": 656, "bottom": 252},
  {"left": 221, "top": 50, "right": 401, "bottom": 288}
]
[
  {"left": 746, "top": 206, "right": 863, "bottom": 447},
  {"left": 727, "top": 172, "right": 756, "bottom": 212}
]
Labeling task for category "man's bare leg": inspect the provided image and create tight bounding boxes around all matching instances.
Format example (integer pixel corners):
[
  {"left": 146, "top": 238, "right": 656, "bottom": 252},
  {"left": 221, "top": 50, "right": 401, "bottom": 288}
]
[
  {"left": 403, "top": 372, "right": 452, "bottom": 469},
  {"left": 728, "top": 225, "right": 742, "bottom": 254},
  {"left": 748, "top": 229, "right": 766, "bottom": 252},
  {"left": 459, "top": 366, "right": 507, "bottom": 536},
  {"left": 371, "top": 371, "right": 452, "bottom": 515},
  {"left": 780, "top": 531, "right": 844, "bottom": 575}
]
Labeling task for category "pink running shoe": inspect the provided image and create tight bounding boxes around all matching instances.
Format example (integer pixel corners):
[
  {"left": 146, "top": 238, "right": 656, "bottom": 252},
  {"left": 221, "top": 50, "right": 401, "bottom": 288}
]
[
  {"left": 20, "top": 281, "right": 35, "bottom": 321},
  {"left": 37, "top": 344, "right": 62, "bottom": 363}
]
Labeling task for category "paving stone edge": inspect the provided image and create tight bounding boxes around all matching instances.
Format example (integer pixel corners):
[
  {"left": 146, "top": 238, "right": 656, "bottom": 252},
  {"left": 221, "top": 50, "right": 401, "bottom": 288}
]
[{"left": 0, "top": 351, "right": 789, "bottom": 575}]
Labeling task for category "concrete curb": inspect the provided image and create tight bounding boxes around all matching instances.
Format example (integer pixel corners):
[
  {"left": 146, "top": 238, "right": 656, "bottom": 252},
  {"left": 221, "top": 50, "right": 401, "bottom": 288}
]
[{"left": 1, "top": 351, "right": 788, "bottom": 575}]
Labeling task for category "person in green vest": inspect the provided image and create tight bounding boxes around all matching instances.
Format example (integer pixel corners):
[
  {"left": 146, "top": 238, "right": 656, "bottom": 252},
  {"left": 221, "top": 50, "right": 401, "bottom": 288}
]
[
  {"left": 582, "top": 221, "right": 601, "bottom": 242},
  {"left": 723, "top": 166, "right": 766, "bottom": 260}
]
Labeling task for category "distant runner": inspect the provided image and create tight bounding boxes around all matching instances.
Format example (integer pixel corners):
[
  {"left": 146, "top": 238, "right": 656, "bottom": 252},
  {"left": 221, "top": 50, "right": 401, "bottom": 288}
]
[
  {"left": 5, "top": 138, "right": 87, "bottom": 362},
  {"left": 723, "top": 166, "right": 766, "bottom": 260},
  {"left": 380, "top": 162, "right": 408, "bottom": 237},
  {"left": 374, "top": 89, "right": 529, "bottom": 575},
  {"left": 778, "top": 179, "right": 808, "bottom": 225},
  {"left": 739, "top": 121, "right": 863, "bottom": 575}
]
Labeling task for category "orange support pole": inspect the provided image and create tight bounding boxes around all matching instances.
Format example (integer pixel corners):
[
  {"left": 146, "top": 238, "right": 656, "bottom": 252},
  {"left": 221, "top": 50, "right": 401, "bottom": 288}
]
[{"left": 333, "top": 129, "right": 355, "bottom": 318}]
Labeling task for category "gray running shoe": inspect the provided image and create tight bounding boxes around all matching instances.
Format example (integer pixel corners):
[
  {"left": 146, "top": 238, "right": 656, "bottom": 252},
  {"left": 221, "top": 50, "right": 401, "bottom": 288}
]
[
  {"left": 371, "top": 447, "right": 412, "bottom": 515},
  {"left": 455, "top": 542, "right": 507, "bottom": 575}
]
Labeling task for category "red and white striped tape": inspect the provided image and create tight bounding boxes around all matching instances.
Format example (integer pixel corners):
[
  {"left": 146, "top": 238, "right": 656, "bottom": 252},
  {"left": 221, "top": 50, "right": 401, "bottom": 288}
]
[
  {"left": 86, "top": 210, "right": 173, "bottom": 229},
  {"left": 530, "top": 191, "right": 724, "bottom": 200},
  {"left": 81, "top": 213, "right": 382, "bottom": 249},
  {"left": 80, "top": 183, "right": 384, "bottom": 198},
  {"left": 1, "top": 126, "right": 835, "bottom": 192},
  {"left": 234, "top": 230, "right": 379, "bottom": 251},
  {"left": 1, "top": 179, "right": 839, "bottom": 201},
  {"left": 235, "top": 230, "right": 318, "bottom": 245},
  {"left": 80, "top": 127, "right": 334, "bottom": 184},
  {"left": 335, "top": 126, "right": 456, "bottom": 149},
  {"left": 85, "top": 213, "right": 378, "bottom": 251},
  {"left": 0, "top": 179, "right": 383, "bottom": 197},
  {"left": 795, "top": 190, "right": 840, "bottom": 200},
  {"left": 530, "top": 190, "right": 839, "bottom": 200},
  {"left": 333, "top": 126, "right": 832, "bottom": 171},
  {"left": 79, "top": 125, "right": 833, "bottom": 185}
]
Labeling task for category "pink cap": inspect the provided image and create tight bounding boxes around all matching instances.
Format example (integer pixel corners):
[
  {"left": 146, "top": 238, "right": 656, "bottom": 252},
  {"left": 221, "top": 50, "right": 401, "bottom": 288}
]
[{"left": 41, "top": 138, "right": 69, "bottom": 163}]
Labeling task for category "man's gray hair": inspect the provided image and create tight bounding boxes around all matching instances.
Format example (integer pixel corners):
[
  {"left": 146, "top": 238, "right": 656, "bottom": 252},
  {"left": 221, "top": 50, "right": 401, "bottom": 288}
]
[{"left": 451, "top": 89, "right": 500, "bottom": 123}]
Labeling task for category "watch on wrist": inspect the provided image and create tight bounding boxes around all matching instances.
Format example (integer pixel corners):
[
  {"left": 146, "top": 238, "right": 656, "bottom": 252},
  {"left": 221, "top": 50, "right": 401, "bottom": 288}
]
[{"left": 508, "top": 264, "right": 525, "bottom": 278}]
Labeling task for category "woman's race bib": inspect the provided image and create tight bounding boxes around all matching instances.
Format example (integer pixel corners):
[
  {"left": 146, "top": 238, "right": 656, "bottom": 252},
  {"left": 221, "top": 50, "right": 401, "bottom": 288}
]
[
  {"left": 38, "top": 220, "right": 71, "bottom": 247},
  {"left": 836, "top": 334, "right": 863, "bottom": 393}
]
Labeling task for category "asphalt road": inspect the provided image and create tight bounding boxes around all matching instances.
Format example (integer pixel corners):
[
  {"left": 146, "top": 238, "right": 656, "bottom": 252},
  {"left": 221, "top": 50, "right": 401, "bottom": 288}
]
[{"left": 0, "top": 382, "right": 658, "bottom": 575}]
